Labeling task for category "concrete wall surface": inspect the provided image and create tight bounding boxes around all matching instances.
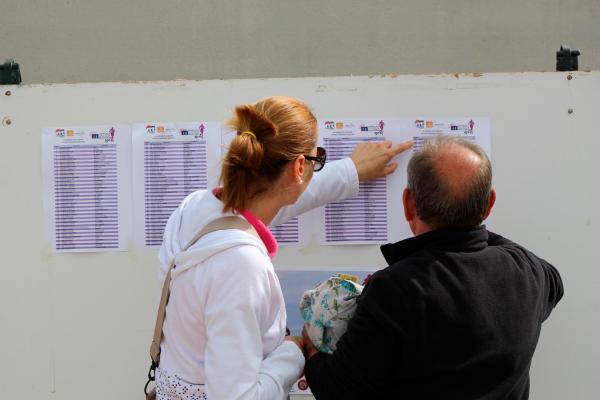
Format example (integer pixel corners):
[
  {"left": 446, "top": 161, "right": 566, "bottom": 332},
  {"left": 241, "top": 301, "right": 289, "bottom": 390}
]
[{"left": 1, "top": 0, "right": 599, "bottom": 83}]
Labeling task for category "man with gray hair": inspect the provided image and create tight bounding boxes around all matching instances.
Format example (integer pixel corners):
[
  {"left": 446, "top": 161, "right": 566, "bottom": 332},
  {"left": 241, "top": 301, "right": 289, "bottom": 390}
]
[{"left": 303, "top": 136, "right": 563, "bottom": 400}]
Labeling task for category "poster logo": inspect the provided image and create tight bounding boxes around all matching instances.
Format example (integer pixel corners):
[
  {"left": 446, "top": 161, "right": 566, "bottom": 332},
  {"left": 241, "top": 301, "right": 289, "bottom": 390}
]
[
  {"left": 336, "top": 122, "right": 344, "bottom": 129},
  {"left": 67, "top": 130, "right": 75, "bottom": 137},
  {"left": 55, "top": 129, "right": 66, "bottom": 137},
  {"left": 146, "top": 125, "right": 166, "bottom": 134},
  {"left": 91, "top": 128, "right": 115, "bottom": 142},
  {"left": 426, "top": 121, "right": 433, "bottom": 128},
  {"left": 450, "top": 120, "right": 475, "bottom": 134},
  {"left": 324, "top": 121, "right": 335, "bottom": 129},
  {"left": 360, "top": 121, "right": 384, "bottom": 135},
  {"left": 415, "top": 120, "right": 425, "bottom": 129},
  {"left": 179, "top": 125, "right": 206, "bottom": 138}
]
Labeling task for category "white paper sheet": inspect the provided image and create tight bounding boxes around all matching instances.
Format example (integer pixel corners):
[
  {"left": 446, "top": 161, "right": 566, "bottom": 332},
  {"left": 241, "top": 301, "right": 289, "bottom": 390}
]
[
  {"left": 315, "top": 119, "right": 398, "bottom": 244},
  {"left": 316, "top": 117, "right": 491, "bottom": 245},
  {"left": 42, "top": 125, "right": 132, "bottom": 252},
  {"left": 132, "top": 122, "right": 222, "bottom": 247}
]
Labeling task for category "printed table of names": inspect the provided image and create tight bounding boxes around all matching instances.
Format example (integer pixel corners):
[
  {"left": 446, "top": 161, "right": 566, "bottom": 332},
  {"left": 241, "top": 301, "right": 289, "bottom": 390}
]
[
  {"left": 144, "top": 141, "right": 207, "bottom": 246},
  {"left": 271, "top": 218, "right": 299, "bottom": 244},
  {"left": 54, "top": 144, "right": 119, "bottom": 250},
  {"left": 324, "top": 137, "right": 388, "bottom": 243}
]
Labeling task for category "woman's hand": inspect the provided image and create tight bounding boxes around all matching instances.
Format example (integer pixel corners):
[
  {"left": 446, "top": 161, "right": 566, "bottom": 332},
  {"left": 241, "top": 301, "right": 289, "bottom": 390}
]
[{"left": 350, "top": 140, "right": 414, "bottom": 181}]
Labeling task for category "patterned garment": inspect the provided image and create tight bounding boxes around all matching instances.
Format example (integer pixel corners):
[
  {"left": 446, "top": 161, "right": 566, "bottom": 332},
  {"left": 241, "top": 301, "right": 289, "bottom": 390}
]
[
  {"left": 156, "top": 367, "right": 207, "bottom": 400},
  {"left": 300, "top": 276, "right": 363, "bottom": 354}
]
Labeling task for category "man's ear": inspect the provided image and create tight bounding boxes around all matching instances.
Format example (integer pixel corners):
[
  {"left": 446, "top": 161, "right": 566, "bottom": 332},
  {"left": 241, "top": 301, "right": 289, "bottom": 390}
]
[
  {"left": 403, "top": 188, "right": 415, "bottom": 222},
  {"left": 482, "top": 188, "right": 496, "bottom": 221}
]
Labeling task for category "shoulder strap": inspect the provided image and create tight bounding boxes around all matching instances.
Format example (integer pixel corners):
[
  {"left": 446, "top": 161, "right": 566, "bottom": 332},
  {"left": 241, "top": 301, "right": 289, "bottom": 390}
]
[{"left": 149, "top": 216, "right": 259, "bottom": 364}]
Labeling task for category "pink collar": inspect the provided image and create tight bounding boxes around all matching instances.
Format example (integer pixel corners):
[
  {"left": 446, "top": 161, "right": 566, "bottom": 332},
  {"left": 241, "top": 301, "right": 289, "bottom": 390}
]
[
  {"left": 240, "top": 210, "right": 278, "bottom": 259},
  {"left": 212, "top": 188, "right": 278, "bottom": 259}
]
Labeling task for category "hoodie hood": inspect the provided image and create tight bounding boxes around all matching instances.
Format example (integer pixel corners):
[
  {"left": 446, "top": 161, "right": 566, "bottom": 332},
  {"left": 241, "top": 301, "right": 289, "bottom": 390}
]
[{"left": 158, "top": 189, "right": 268, "bottom": 282}]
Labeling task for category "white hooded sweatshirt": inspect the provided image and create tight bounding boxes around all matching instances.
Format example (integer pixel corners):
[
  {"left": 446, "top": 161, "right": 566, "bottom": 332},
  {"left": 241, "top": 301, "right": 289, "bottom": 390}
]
[{"left": 156, "top": 158, "right": 359, "bottom": 400}]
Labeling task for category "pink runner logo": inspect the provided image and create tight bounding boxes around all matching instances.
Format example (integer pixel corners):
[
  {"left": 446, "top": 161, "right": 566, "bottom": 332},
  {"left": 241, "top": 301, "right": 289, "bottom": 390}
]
[{"left": 378, "top": 120, "right": 385, "bottom": 135}]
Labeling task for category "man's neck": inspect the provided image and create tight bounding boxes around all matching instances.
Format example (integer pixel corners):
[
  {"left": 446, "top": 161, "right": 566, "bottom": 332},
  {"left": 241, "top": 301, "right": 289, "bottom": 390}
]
[{"left": 412, "top": 219, "right": 435, "bottom": 236}]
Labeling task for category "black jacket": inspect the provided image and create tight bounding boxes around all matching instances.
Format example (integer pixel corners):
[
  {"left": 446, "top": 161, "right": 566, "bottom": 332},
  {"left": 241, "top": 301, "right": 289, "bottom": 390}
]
[{"left": 305, "top": 226, "right": 563, "bottom": 400}]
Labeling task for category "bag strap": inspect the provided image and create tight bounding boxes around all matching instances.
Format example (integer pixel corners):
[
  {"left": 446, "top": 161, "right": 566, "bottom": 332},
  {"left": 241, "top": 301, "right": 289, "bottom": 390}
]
[{"left": 149, "top": 216, "right": 259, "bottom": 365}]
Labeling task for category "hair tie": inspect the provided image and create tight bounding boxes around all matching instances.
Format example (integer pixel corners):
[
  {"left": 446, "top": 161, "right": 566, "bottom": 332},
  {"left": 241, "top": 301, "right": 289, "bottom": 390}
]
[{"left": 240, "top": 130, "right": 257, "bottom": 140}]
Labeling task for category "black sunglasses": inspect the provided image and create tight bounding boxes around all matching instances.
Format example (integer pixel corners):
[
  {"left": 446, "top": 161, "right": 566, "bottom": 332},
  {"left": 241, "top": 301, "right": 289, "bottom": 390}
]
[{"left": 304, "top": 146, "right": 327, "bottom": 172}]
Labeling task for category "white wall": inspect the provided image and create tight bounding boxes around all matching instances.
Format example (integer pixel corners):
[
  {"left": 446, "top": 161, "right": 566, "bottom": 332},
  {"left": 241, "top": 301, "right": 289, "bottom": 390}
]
[
  {"left": 1, "top": 0, "right": 599, "bottom": 84},
  {"left": 0, "top": 72, "right": 598, "bottom": 399}
]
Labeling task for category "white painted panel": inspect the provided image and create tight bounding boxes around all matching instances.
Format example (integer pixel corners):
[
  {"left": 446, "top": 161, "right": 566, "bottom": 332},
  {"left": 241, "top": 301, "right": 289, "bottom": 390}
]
[{"left": 0, "top": 72, "right": 597, "bottom": 399}]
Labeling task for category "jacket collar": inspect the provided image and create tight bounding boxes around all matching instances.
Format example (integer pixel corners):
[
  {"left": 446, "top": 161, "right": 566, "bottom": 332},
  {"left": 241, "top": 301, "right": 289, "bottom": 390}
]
[{"left": 380, "top": 225, "right": 489, "bottom": 265}]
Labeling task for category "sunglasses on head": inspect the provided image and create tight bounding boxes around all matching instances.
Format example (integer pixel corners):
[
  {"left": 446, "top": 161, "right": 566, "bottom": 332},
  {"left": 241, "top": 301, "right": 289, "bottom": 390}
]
[{"left": 304, "top": 146, "right": 327, "bottom": 172}]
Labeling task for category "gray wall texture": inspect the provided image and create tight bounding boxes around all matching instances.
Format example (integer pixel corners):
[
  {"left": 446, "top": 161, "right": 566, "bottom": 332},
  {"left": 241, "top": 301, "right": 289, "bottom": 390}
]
[{"left": 1, "top": 1, "right": 599, "bottom": 83}]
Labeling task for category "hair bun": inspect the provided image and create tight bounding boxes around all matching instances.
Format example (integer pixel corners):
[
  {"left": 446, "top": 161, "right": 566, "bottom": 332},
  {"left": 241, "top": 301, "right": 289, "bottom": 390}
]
[
  {"left": 225, "top": 105, "right": 276, "bottom": 169},
  {"left": 234, "top": 104, "right": 278, "bottom": 139}
]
